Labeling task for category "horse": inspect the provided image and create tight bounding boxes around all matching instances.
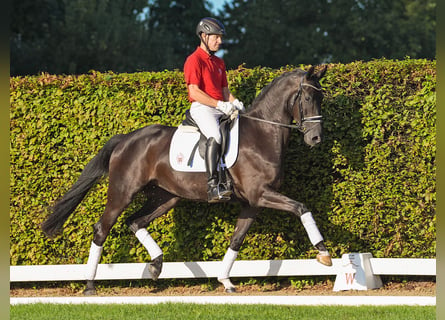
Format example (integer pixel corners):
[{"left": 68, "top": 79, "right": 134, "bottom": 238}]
[{"left": 41, "top": 65, "right": 331, "bottom": 295}]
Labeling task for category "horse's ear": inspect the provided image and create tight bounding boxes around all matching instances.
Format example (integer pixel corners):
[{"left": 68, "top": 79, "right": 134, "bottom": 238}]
[
  {"left": 315, "top": 65, "right": 327, "bottom": 80},
  {"left": 305, "top": 66, "right": 315, "bottom": 79}
]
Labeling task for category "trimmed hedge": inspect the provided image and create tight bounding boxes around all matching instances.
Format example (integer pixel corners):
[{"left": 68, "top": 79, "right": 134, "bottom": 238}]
[{"left": 10, "top": 59, "right": 436, "bottom": 266}]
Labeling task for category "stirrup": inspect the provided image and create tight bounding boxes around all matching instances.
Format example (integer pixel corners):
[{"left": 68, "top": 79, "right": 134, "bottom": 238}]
[
  {"left": 218, "top": 183, "right": 232, "bottom": 197},
  {"left": 208, "top": 185, "right": 231, "bottom": 203}
]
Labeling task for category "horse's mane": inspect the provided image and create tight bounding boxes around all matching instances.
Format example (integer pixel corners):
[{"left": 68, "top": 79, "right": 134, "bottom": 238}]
[{"left": 249, "top": 69, "right": 305, "bottom": 113}]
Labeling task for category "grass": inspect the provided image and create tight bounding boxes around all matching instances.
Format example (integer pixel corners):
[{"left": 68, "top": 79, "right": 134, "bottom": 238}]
[{"left": 10, "top": 303, "right": 436, "bottom": 320}]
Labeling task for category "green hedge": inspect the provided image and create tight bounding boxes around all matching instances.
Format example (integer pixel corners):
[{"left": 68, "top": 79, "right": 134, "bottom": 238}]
[{"left": 10, "top": 59, "right": 436, "bottom": 266}]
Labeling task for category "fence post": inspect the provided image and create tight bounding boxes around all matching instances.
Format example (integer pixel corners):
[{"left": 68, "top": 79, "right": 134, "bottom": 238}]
[{"left": 333, "top": 253, "right": 382, "bottom": 291}]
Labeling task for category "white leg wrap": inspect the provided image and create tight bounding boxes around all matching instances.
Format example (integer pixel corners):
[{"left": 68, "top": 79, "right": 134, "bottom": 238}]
[
  {"left": 301, "top": 212, "right": 324, "bottom": 246},
  {"left": 135, "top": 228, "right": 163, "bottom": 260},
  {"left": 218, "top": 248, "right": 238, "bottom": 281},
  {"left": 85, "top": 241, "right": 103, "bottom": 280}
]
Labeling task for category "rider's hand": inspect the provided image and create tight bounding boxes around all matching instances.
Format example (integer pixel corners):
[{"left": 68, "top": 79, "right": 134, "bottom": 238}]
[
  {"left": 232, "top": 99, "right": 245, "bottom": 113},
  {"left": 216, "top": 101, "right": 236, "bottom": 116}
]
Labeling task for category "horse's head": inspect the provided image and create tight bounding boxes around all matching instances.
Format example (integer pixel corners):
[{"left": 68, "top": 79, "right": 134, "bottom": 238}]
[
  {"left": 290, "top": 65, "right": 327, "bottom": 147},
  {"left": 245, "top": 65, "right": 327, "bottom": 146}
]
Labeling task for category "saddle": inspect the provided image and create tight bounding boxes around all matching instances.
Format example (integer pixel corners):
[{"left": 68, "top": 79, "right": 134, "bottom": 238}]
[
  {"left": 180, "top": 110, "right": 235, "bottom": 163},
  {"left": 169, "top": 110, "right": 240, "bottom": 194}
]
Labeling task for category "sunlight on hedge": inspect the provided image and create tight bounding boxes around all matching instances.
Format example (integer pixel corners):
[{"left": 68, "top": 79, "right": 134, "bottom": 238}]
[{"left": 10, "top": 59, "right": 435, "bottom": 265}]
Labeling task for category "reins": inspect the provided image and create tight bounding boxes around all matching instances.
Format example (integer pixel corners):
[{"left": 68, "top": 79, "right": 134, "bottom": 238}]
[
  {"left": 240, "top": 81, "right": 323, "bottom": 133},
  {"left": 240, "top": 114, "right": 303, "bottom": 130}
]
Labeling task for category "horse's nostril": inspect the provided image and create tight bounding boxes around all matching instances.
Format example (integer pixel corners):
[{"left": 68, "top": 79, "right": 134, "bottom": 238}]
[{"left": 312, "top": 136, "right": 321, "bottom": 143}]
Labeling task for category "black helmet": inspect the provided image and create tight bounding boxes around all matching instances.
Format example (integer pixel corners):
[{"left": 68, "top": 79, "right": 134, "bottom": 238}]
[{"left": 196, "top": 17, "right": 225, "bottom": 38}]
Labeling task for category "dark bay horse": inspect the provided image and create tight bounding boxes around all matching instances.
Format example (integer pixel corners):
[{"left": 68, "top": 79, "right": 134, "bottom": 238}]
[{"left": 41, "top": 65, "right": 331, "bottom": 295}]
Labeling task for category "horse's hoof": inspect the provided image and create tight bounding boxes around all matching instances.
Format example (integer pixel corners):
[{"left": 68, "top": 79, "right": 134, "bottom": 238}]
[
  {"left": 225, "top": 287, "right": 236, "bottom": 293},
  {"left": 83, "top": 280, "right": 97, "bottom": 296},
  {"left": 218, "top": 278, "right": 236, "bottom": 293},
  {"left": 83, "top": 287, "right": 97, "bottom": 296},
  {"left": 148, "top": 255, "right": 163, "bottom": 280},
  {"left": 316, "top": 253, "right": 333, "bottom": 266}
]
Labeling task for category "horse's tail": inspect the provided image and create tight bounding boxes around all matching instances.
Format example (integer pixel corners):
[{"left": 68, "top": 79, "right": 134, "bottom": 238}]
[{"left": 41, "top": 134, "right": 125, "bottom": 238}]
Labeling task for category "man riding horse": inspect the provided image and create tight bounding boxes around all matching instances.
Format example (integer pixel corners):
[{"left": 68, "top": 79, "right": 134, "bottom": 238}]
[
  {"left": 184, "top": 17, "right": 245, "bottom": 203},
  {"left": 41, "top": 17, "right": 332, "bottom": 295}
]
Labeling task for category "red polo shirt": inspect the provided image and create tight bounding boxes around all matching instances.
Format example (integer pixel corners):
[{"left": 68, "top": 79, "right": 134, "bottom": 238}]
[{"left": 184, "top": 46, "right": 228, "bottom": 102}]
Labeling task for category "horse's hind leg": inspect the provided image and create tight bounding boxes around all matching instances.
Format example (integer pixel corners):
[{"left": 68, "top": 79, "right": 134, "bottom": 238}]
[
  {"left": 83, "top": 185, "right": 136, "bottom": 295},
  {"left": 218, "top": 205, "right": 259, "bottom": 293},
  {"left": 126, "top": 187, "right": 181, "bottom": 281}
]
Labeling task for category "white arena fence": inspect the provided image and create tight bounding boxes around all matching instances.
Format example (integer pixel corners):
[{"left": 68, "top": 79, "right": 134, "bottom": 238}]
[{"left": 10, "top": 254, "right": 435, "bottom": 291}]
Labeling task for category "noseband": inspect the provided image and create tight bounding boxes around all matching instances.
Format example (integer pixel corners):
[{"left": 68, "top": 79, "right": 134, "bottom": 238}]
[{"left": 241, "top": 75, "right": 323, "bottom": 133}]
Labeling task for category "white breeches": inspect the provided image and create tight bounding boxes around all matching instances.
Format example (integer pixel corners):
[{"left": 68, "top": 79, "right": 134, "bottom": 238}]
[{"left": 190, "top": 102, "right": 224, "bottom": 144}]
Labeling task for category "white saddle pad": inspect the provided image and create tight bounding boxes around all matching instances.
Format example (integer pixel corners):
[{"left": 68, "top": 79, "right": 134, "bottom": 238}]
[{"left": 169, "top": 117, "right": 239, "bottom": 172}]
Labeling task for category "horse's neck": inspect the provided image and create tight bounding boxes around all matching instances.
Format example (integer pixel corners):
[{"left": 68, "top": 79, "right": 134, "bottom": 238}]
[
  {"left": 248, "top": 94, "right": 292, "bottom": 127},
  {"left": 246, "top": 104, "right": 293, "bottom": 152},
  {"left": 246, "top": 76, "right": 296, "bottom": 148}
]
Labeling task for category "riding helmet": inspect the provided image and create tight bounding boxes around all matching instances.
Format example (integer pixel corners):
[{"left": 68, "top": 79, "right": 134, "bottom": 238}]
[{"left": 196, "top": 17, "right": 226, "bottom": 37}]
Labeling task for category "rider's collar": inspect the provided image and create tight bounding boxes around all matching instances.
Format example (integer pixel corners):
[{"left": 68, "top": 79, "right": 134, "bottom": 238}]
[{"left": 197, "top": 46, "right": 215, "bottom": 58}]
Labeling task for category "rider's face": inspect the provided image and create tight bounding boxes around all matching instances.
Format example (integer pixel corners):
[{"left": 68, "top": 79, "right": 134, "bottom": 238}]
[{"left": 203, "top": 34, "right": 222, "bottom": 52}]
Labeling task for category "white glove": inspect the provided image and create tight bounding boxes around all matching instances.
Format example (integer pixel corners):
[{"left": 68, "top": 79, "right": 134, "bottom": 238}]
[
  {"left": 216, "top": 101, "right": 236, "bottom": 116},
  {"left": 232, "top": 99, "right": 245, "bottom": 112}
]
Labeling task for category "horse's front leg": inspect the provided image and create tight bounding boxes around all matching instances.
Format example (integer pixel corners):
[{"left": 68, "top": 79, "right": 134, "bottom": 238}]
[
  {"left": 218, "top": 205, "right": 259, "bottom": 293},
  {"left": 257, "top": 189, "right": 332, "bottom": 266}
]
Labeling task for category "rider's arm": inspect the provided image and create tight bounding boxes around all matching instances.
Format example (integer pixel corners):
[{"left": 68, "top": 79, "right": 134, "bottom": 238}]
[
  {"left": 222, "top": 87, "right": 236, "bottom": 103},
  {"left": 188, "top": 84, "right": 220, "bottom": 107}
]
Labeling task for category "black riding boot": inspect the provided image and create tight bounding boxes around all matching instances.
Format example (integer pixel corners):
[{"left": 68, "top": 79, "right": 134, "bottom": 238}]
[{"left": 205, "top": 138, "right": 231, "bottom": 202}]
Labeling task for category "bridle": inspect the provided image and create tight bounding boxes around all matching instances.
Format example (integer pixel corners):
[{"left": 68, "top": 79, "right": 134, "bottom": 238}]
[
  {"left": 293, "top": 76, "right": 323, "bottom": 133},
  {"left": 240, "top": 75, "right": 323, "bottom": 133}
]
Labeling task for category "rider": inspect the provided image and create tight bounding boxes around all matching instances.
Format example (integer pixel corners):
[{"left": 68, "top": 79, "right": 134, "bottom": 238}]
[{"left": 184, "top": 17, "right": 245, "bottom": 202}]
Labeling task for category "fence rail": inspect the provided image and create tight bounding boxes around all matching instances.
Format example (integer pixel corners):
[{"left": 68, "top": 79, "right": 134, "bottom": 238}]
[{"left": 10, "top": 258, "right": 436, "bottom": 282}]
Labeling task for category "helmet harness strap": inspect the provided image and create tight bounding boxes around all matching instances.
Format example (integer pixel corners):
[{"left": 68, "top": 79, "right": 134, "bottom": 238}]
[{"left": 200, "top": 33, "right": 216, "bottom": 56}]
